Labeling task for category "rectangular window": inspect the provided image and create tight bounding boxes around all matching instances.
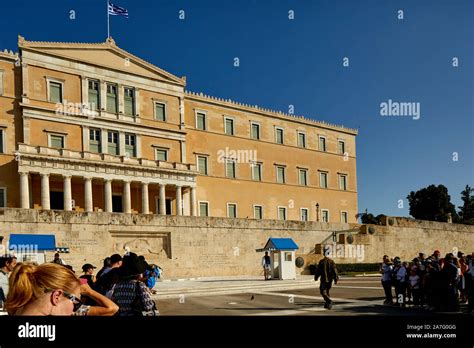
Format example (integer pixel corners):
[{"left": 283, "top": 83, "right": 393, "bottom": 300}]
[
  {"left": 322, "top": 209, "right": 329, "bottom": 223},
  {"left": 339, "top": 174, "right": 347, "bottom": 191},
  {"left": 49, "top": 81, "right": 62, "bottom": 103},
  {"left": 89, "top": 128, "right": 101, "bottom": 153},
  {"left": 226, "top": 160, "right": 236, "bottom": 178},
  {"left": 155, "top": 102, "right": 166, "bottom": 121},
  {"left": 0, "top": 70, "right": 4, "bottom": 95},
  {"left": 284, "top": 252, "right": 293, "bottom": 262},
  {"left": 49, "top": 134, "right": 64, "bottom": 149},
  {"left": 225, "top": 118, "right": 234, "bottom": 135},
  {"left": 341, "top": 211, "right": 348, "bottom": 223},
  {"left": 276, "top": 166, "right": 285, "bottom": 183},
  {"left": 197, "top": 156, "right": 208, "bottom": 175},
  {"left": 125, "top": 133, "right": 136, "bottom": 157},
  {"left": 275, "top": 127, "right": 284, "bottom": 144},
  {"left": 252, "top": 163, "right": 262, "bottom": 181},
  {"left": 227, "top": 203, "right": 237, "bottom": 218},
  {"left": 301, "top": 208, "right": 309, "bottom": 221},
  {"left": 299, "top": 169, "right": 308, "bottom": 186},
  {"left": 106, "top": 84, "right": 118, "bottom": 113},
  {"left": 196, "top": 112, "right": 206, "bottom": 130},
  {"left": 199, "top": 202, "right": 209, "bottom": 217},
  {"left": 254, "top": 205, "right": 263, "bottom": 219},
  {"left": 0, "top": 129, "right": 4, "bottom": 154},
  {"left": 251, "top": 123, "right": 260, "bottom": 140},
  {"left": 156, "top": 149, "right": 168, "bottom": 161},
  {"left": 319, "top": 136, "right": 327, "bottom": 151},
  {"left": 278, "top": 207, "right": 287, "bottom": 220},
  {"left": 107, "top": 131, "right": 119, "bottom": 155},
  {"left": 320, "top": 172, "right": 328, "bottom": 189},
  {"left": 0, "top": 188, "right": 5, "bottom": 207},
  {"left": 124, "top": 88, "right": 135, "bottom": 116},
  {"left": 338, "top": 140, "right": 345, "bottom": 155},
  {"left": 297, "top": 132, "right": 306, "bottom": 148},
  {"left": 88, "top": 80, "right": 100, "bottom": 110}
]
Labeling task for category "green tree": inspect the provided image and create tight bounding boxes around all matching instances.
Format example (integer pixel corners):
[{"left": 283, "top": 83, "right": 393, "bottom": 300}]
[
  {"left": 360, "top": 213, "right": 385, "bottom": 225},
  {"left": 459, "top": 185, "right": 474, "bottom": 225},
  {"left": 407, "top": 184, "right": 459, "bottom": 222}
]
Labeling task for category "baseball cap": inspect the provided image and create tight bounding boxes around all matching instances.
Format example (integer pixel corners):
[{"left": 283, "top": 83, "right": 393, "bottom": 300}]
[{"left": 81, "top": 263, "right": 97, "bottom": 272}]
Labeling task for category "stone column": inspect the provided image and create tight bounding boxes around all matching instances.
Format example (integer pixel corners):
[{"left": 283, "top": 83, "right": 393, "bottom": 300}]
[
  {"left": 19, "top": 172, "right": 30, "bottom": 209},
  {"left": 123, "top": 180, "right": 131, "bottom": 213},
  {"left": 191, "top": 186, "right": 197, "bottom": 217},
  {"left": 176, "top": 185, "right": 183, "bottom": 216},
  {"left": 63, "top": 175, "right": 72, "bottom": 211},
  {"left": 141, "top": 182, "right": 149, "bottom": 214},
  {"left": 84, "top": 177, "right": 93, "bottom": 212},
  {"left": 104, "top": 179, "right": 113, "bottom": 213},
  {"left": 40, "top": 173, "right": 50, "bottom": 210},
  {"left": 159, "top": 183, "right": 166, "bottom": 215}
]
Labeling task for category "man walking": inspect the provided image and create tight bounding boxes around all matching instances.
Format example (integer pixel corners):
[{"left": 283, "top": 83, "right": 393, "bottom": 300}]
[
  {"left": 314, "top": 247, "right": 339, "bottom": 309},
  {"left": 0, "top": 254, "right": 17, "bottom": 308},
  {"left": 261, "top": 251, "right": 271, "bottom": 280}
]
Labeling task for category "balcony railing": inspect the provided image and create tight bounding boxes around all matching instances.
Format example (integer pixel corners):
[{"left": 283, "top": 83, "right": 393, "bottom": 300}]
[{"left": 17, "top": 143, "right": 196, "bottom": 172}]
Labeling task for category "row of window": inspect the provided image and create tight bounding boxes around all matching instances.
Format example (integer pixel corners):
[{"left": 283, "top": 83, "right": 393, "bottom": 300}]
[
  {"left": 47, "top": 80, "right": 349, "bottom": 154},
  {"left": 49, "top": 79, "right": 168, "bottom": 120},
  {"left": 198, "top": 201, "right": 349, "bottom": 223},
  {"left": 48, "top": 129, "right": 168, "bottom": 161},
  {"left": 196, "top": 155, "right": 348, "bottom": 189},
  {"left": 196, "top": 111, "right": 348, "bottom": 154}
]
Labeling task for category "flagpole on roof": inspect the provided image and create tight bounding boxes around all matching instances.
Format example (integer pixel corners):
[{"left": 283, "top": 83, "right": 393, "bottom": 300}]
[{"left": 107, "top": 0, "right": 110, "bottom": 38}]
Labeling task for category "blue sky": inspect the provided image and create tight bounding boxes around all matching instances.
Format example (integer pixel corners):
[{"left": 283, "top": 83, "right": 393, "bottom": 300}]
[{"left": 1, "top": 0, "right": 472, "bottom": 217}]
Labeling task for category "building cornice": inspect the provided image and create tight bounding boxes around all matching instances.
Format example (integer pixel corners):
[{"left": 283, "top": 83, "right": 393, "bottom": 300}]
[
  {"left": 185, "top": 91, "right": 359, "bottom": 136},
  {"left": 0, "top": 49, "right": 19, "bottom": 62}
]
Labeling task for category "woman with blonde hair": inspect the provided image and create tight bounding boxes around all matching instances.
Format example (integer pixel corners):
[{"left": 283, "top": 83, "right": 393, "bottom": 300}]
[{"left": 6, "top": 263, "right": 118, "bottom": 316}]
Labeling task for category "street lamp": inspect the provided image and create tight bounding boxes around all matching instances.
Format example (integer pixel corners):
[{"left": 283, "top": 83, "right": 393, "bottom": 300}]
[{"left": 316, "top": 203, "right": 320, "bottom": 222}]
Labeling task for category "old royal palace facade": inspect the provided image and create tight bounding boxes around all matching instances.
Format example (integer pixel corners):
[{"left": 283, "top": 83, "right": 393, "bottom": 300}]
[{"left": 0, "top": 36, "right": 358, "bottom": 223}]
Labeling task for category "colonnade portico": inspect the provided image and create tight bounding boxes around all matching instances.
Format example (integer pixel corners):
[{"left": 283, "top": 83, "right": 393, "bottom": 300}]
[{"left": 19, "top": 171, "right": 198, "bottom": 216}]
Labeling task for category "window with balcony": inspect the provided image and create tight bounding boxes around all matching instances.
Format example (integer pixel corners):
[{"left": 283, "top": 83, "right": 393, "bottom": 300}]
[
  {"left": 107, "top": 131, "right": 119, "bottom": 155},
  {"left": 89, "top": 128, "right": 101, "bottom": 153},
  {"left": 125, "top": 133, "right": 136, "bottom": 157},
  {"left": 88, "top": 80, "right": 100, "bottom": 110},
  {"left": 106, "top": 84, "right": 118, "bottom": 113},
  {"left": 124, "top": 87, "right": 135, "bottom": 116}
]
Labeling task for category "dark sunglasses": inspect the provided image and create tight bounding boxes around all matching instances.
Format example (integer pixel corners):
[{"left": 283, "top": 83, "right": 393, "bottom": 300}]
[{"left": 63, "top": 291, "right": 82, "bottom": 312}]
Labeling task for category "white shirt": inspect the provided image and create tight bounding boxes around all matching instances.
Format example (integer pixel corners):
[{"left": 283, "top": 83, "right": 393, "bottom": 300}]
[{"left": 0, "top": 270, "right": 9, "bottom": 300}]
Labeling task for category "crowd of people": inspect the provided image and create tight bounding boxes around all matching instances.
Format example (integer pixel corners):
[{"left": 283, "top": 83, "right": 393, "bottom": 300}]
[
  {"left": 380, "top": 250, "right": 474, "bottom": 312},
  {"left": 0, "top": 251, "right": 162, "bottom": 316}
]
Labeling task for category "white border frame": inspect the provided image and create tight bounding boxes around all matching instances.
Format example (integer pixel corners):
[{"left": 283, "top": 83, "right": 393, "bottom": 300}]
[
  {"left": 250, "top": 121, "right": 261, "bottom": 140},
  {"left": 196, "top": 154, "right": 209, "bottom": 175},
  {"left": 337, "top": 139, "right": 346, "bottom": 155},
  {"left": 124, "top": 133, "right": 137, "bottom": 158},
  {"left": 153, "top": 100, "right": 167, "bottom": 122},
  {"left": 338, "top": 173, "right": 348, "bottom": 191},
  {"left": 227, "top": 202, "right": 238, "bottom": 218},
  {"left": 318, "top": 135, "right": 327, "bottom": 152},
  {"left": 251, "top": 162, "right": 262, "bottom": 181},
  {"left": 275, "top": 165, "right": 286, "bottom": 184},
  {"left": 194, "top": 109, "right": 207, "bottom": 130},
  {"left": 46, "top": 77, "right": 65, "bottom": 103},
  {"left": 297, "top": 131, "right": 306, "bottom": 148},
  {"left": 225, "top": 158, "right": 237, "bottom": 179},
  {"left": 253, "top": 204, "right": 263, "bottom": 219},
  {"left": 321, "top": 209, "right": 330, "bottom": 223},
  {"left": 274, "top": 126, "right": 284, "bottom": 145},
  {"left": 298, "top": 168, "right": 309, "bottom": 186},
  {"left": 277, "top": 206, "right": 287, "bottom": 220},
  {"left": 224, "top": 116, "right": 236, "bottom": 136},
  {"left": 198, "top": 200, "right": 210, "bottom": 217},
  {"left": 47, "top": 132, "right": 66, "bottom": 149},
  {"left": 340, "top": 211, "right": 348, "bottom": 223},
  {"left": 300, "top": 207, "right": 309, "bottom": 221},
  {"left": 319, "top": 171, "right": 328, "bottom": 189}
]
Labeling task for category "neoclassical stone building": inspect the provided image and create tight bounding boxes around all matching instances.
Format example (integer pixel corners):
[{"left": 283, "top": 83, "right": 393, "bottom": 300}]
[{"left": 0, "top": 36, "right": 358, "bottom": 222}]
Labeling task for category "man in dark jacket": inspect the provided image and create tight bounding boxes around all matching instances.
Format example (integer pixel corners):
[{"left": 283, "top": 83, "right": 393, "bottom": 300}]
[{"left": 314, "top": 248, "right": 339, "bottom": 310}]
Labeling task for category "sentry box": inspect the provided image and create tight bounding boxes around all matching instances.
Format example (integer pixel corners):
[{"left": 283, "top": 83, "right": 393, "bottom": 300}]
[{"left": 256, "top": 237, "right": 299, "bottom": 280}]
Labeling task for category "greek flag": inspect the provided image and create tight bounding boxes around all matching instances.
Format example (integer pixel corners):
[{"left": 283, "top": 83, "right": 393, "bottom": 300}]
[{"left": 108, "top": 2, "right": 129, "bottom": 18}]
